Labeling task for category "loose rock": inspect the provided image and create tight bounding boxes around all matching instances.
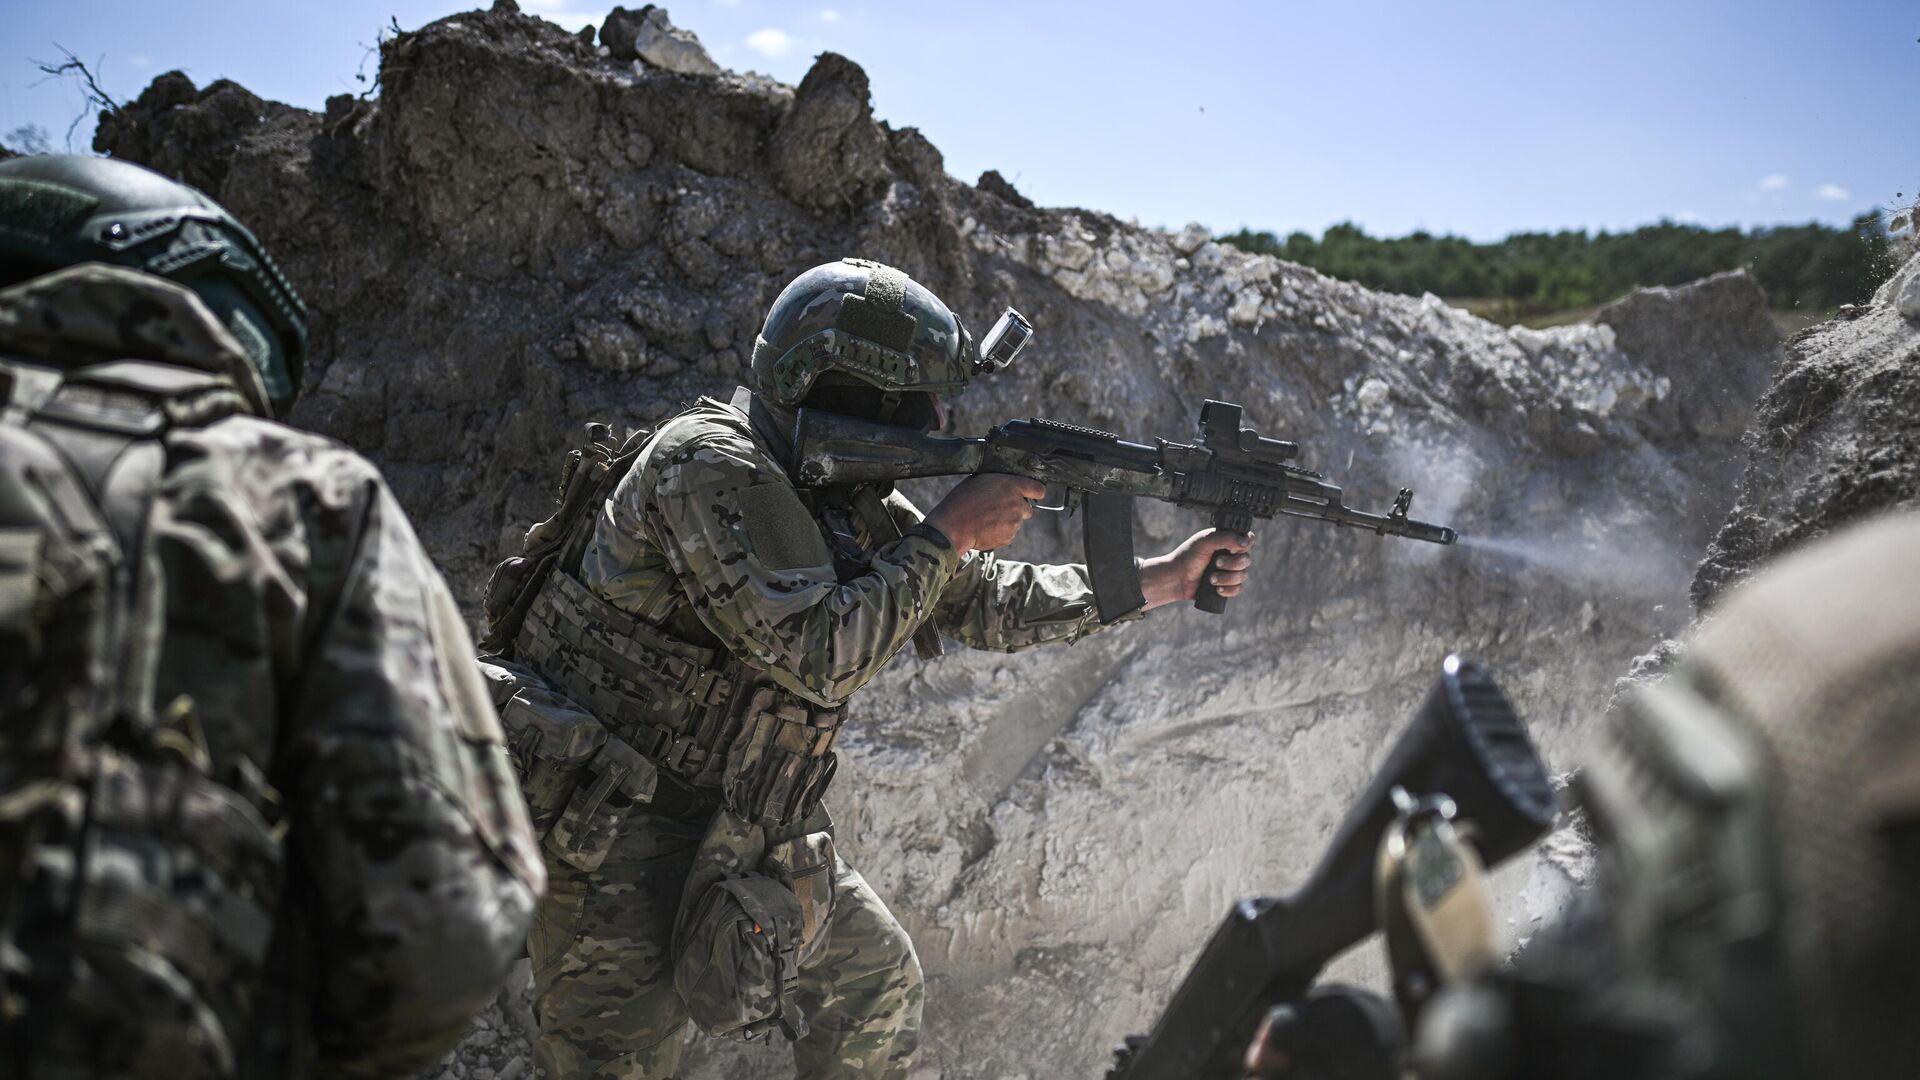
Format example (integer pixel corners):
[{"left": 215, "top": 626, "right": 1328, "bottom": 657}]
[{"left": 630, "top": 6, "right": 721, "bottom": 75}]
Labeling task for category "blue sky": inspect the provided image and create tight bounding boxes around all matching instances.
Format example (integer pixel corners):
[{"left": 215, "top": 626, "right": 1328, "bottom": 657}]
[{"left": 1, "top": 0, "right": 1912, "bottom": 241}]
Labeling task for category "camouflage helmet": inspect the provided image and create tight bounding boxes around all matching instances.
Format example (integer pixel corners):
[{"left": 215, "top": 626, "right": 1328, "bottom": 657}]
[
  {"left": 750, "top": 258, "right": 980, "bottom": 408},
  {"left": 0, "top": 154, "right": 308, "bottom": 416}
]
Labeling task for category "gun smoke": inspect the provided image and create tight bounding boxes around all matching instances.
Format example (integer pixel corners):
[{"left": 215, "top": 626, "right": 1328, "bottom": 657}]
[{"left": 1456, "top": 532, "right": 1691, "bottom": 601}]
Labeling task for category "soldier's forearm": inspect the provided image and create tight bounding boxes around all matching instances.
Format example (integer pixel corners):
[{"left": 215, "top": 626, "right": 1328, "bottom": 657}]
[
  {"left": 289, "top": 727, "right": 541, "bottom": 1073},
  {"left": 310, "top": 836, "right": 537, "bottom": 1075},
  {"left": 936, "top": 557, "right": 1140, "bottom": 652},
  {"left": 316, "top": 893, "right": 535, "bottom": 1078}
]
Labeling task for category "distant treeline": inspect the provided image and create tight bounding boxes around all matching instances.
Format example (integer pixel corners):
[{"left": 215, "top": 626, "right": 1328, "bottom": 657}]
[{"left": 1218, "top": 215, "right": 1894, "bottom": 314}]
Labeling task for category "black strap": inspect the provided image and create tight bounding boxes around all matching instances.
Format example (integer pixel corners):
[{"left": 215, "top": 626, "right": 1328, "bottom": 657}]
[{"left": 24, "top": 378, "right": 167, "bottom": 736}]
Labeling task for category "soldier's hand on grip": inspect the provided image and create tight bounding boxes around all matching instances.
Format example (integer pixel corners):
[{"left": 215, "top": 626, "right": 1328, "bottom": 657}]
[
  {"left": 1140, "top": 528, "right": 1255, "bottom": 610},
  {"left": 924, "top": 474, "right": 1046, "bottom": 553}
]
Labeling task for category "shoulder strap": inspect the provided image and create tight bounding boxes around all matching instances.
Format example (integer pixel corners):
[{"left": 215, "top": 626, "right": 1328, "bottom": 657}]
[
  {"left": 558, "top": 423, "right": 652, "bottom": 578},
  {"left": 3, "top": 358, "right": 246, "bottom": 735},
  {"left": 16, "top": 368, "right": 177, "bottom": 737}
]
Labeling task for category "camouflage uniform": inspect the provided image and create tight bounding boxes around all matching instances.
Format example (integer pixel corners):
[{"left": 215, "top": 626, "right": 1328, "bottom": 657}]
[
  {"left": 0, "top": 265, "right": 545, "bottom": 1078},
  {"left": 526, "top": 392, "right": 1133, "bottom": 1078}
]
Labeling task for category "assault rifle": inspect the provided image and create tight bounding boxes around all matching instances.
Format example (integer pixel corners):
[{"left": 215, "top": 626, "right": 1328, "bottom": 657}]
[
  {"left": 792, "top": 400, "right": 1456, "bottom": 621},
  {"left": 1108, "top": 655, "right": 1557, "bottom": 1080}
]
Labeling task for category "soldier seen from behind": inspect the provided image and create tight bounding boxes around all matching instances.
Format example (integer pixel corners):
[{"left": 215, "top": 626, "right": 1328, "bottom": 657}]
[
  {"left": 479, "top": 258, "right": 1257, "bottom": 1078},
  {"left": 0, "top": 154, "right": 545, "bottom": 1079}
]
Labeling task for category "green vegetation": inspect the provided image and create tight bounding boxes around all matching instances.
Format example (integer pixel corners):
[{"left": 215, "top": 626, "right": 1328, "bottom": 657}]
[{"left": 1219, "top": 215, "right": 1894, "bottom": 323}]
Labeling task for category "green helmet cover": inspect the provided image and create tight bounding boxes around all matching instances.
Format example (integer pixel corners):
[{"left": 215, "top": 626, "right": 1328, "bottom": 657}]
[
  {"left": 750, "top": 258, "right": 980, "bottom": 407},
  {"left": 0, "top": 154, "right": 308, "bottom": 415}
]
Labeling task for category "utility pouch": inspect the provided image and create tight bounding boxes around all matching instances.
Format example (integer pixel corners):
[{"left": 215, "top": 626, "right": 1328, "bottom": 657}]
[
  {"left": 498, "top": 684, "right": 608, "bottom": 836},
  {"left": 671, "top": 806, "right": 834, "bottom": 1044},
  {"left": 546, "top": 735, "right": 660, "bottom": 873},
  {"left": 675, "top": 875, "right": 809, "bottom": 1042},
  {"left": 722, "top": 687, "right": 843, "bottom": 830}
]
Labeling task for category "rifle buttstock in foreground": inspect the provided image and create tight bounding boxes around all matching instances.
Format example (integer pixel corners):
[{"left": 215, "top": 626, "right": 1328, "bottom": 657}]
[
  {"left": 1108, "top": 655, "right": 1557, "bottom": 1080},
  {"left": 793, "top": 399, "right": 1456, "bottom": 621}
]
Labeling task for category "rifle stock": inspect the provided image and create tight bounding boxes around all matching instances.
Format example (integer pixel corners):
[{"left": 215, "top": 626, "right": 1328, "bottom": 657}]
[{"left": 793, "top": 410, "right": 990, "bottom": 485}]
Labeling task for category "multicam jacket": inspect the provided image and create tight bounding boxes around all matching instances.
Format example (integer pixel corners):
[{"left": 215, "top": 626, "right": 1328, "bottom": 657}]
[
  {"left": 579, "top": 392, "right": 1134, "bottom": 708},
  {"left": 0, "top": 265, "right": 543, "bottom": 1079}
]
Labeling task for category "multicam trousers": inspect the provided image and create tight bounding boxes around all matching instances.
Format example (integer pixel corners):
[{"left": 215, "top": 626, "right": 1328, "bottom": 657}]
[{"left": 530, "top": 807, "right": 923, "bottom": 1079}]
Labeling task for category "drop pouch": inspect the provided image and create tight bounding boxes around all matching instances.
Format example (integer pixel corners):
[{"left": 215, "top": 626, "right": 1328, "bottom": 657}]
[{"left": 673, "top": 806, "right": 837, "bottom": 1042}]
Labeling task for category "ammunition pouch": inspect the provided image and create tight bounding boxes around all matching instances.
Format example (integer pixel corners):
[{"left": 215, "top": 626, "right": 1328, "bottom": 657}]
[
  {"left": 723, "top": 689, "right": 842, "bottom": 833},
  {"left": 496, "top": 684, "right": 607, "bottom": 835},
  {"left": 483, "top": 662, "right": 661, "bottom": 872},
  {"left": 515, "top": 570, "right": 844, "bottom": 830},
  {"left": 672, "top": 809, "right": 838, "bottom": 1043}
]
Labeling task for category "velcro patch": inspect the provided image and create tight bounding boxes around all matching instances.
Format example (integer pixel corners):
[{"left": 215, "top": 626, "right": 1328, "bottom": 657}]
[
  {"left": 738, "top": 484, "right": 833, "bottom": 571},
  {"left": 836, "top": 264, "right": 916, "bottom": 352}
]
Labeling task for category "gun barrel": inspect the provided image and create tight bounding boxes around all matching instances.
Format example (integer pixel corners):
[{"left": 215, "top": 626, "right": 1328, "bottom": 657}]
[{"left": 1281, "top": 500, "right": 1457, "bottom": 544}]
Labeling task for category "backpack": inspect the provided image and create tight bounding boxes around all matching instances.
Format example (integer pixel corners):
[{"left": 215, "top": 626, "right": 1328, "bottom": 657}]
[
  {"left": 0, "top": 359, "right": 289, "bottom": 1078},
  {"left": 479, "top": 420, "right": 652, "bottom": 656}
]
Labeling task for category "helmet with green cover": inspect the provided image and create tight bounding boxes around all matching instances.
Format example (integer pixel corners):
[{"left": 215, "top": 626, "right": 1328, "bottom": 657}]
[
  {"left": 0, "top": 153, "right": 308, "bottom": 416},
  {"left": 750, "top": 258, "right": 1026, "bottom": 425}
]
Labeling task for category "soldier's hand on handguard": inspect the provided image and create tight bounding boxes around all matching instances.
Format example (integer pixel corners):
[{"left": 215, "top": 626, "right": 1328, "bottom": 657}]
[
  {"left": 1140, "top": 529, "right": 1255, "bottom": 610},
  {"left": 924, "top": 474, "right": 1047, "bottom": 553}
]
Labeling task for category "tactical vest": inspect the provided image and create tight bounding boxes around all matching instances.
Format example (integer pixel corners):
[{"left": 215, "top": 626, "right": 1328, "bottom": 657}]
[
  {"left": 0, "top": 358, "right": 290, "bottom": 1079},
  {"left": 484, "top": 398, "right": 886, "bottom": 841}
]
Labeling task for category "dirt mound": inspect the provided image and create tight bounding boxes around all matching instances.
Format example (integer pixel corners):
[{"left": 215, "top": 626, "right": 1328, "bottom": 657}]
[
  {"left": 1693, "top": 251, "right": 1920, "bottom": 607},
  {"left": 92, "top": 5, "right": 1787, "bottom": 1078}
]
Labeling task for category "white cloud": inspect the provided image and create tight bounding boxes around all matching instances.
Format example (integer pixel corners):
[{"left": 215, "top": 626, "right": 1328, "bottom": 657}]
[
  {"left": 127, "top": 53, "right": 154, "bottom": 69},
  {"left": 820, "top": 9, "right": 842, "bottom": 21},
  {"left": 1815, "top": 183, "right": 1851, "bottom": 202},
  {"left": 1758, "top": 174, "right": 1789, "bottom": 191},
  {"left": 1674, "top": 209, "right": 1702, "bottom": 224},
  {"left": 715, "top": 0, "right": 742, "bottom": 8},
  {"left": 746, "top": 27, "right": 795, "bottom": 57},
  {"left": 517, "top": 0, "right": 595, "bottom": 31}
]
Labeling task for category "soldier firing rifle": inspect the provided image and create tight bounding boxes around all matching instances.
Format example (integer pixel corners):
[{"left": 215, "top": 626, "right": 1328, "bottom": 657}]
[{"left": 794, "top": 308, "right": 1456, "bottom": 622}]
